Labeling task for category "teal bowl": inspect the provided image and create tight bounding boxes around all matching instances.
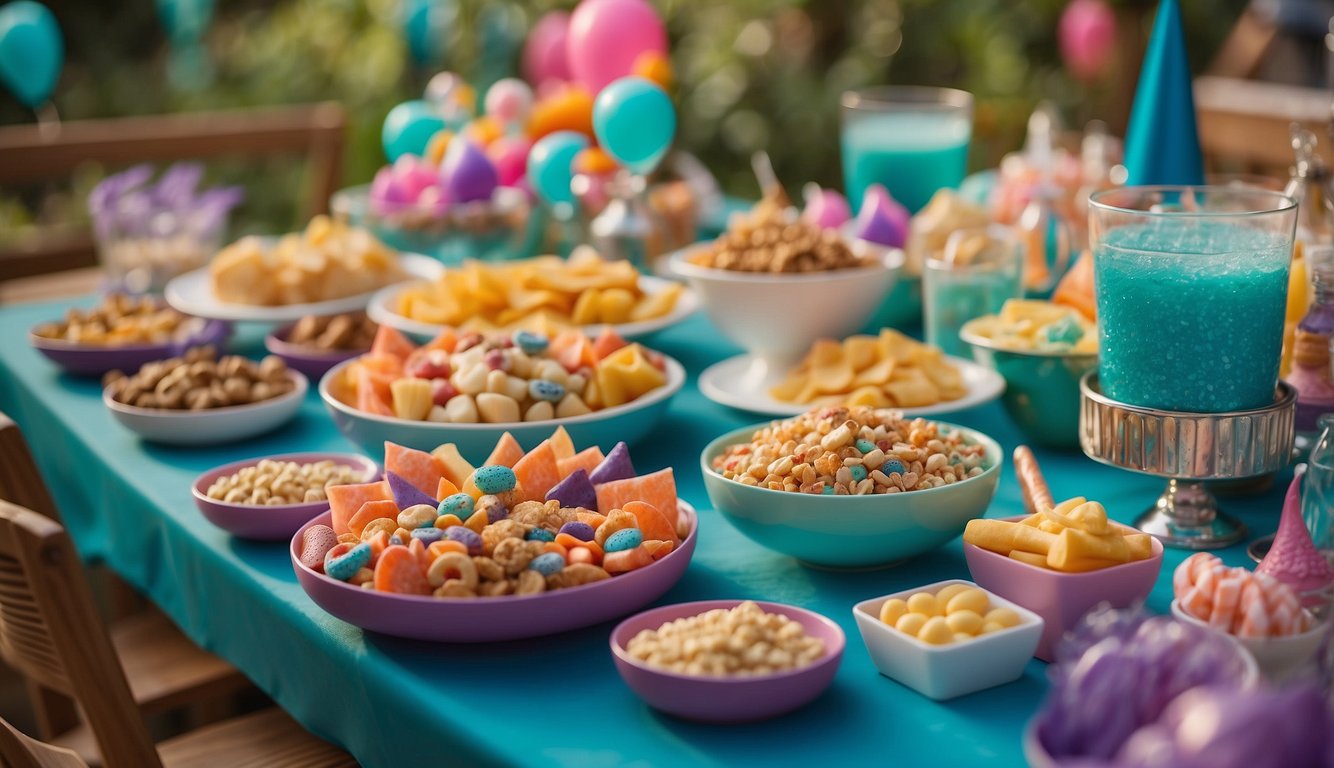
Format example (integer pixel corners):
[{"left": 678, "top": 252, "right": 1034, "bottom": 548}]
[
  {"left": 699, "top": 422, "right": 1003, "bottom": 569},
  {"left": 960, "top": 321, "right": 1097, "bottom": 450}
]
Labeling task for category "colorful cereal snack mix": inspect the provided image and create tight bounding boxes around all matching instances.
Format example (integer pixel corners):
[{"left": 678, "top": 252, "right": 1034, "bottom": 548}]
[
  {"left": 689, "top": 188, "right": 868, "bottom": 274},
  {"left": 311, "top": 430, "right": 687, "bottom": 599},
  {"left": 711, "top": 406, "right": 989, "bottom": 495}
]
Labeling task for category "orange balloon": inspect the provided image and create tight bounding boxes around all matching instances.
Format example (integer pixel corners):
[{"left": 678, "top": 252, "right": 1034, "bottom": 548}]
[
  {"left": 425, "top": 130, "right": 453, "bottom": 166},
  {"left": 573, "top": 147, "right": 619, "bottom": 175},
  {"left": 632, "top": 50, "right": 674, "bottom": 91},
  {"left": 464, "top": 116, "right": 503, "bottom": 147},
  {"left": 527, "top": 87, "right": 595, "bottom": 141}
]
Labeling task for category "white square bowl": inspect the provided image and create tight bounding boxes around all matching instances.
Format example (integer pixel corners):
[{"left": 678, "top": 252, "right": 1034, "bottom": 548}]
[{"left": 852, "top": 578, "right": 1044, "bottom": 700}]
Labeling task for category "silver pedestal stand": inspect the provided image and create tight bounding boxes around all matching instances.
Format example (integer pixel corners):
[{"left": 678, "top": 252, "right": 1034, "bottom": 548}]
[{"left": 1079, "top": 373, "right": 1296, "bottom": 549}]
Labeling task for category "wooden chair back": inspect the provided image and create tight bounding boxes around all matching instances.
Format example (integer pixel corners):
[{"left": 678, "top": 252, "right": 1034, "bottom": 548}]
[
  {"left": 1195, "top": 76, "right": 1334, "bottom": 177},
  {"left": 0, "top": 715, "right": 88, "bottom": 768},
  {"left": 0, "top": 412, "right": 60, "bottom": 522},
  {"left": 0, "top": 102, "right": 346, "bottom": 282},
  {"left": 0, "top": 501, "right": 162, "bottom": 768}
]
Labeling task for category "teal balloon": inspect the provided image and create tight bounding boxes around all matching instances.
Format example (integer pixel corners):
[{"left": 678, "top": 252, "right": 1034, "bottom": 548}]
[
  {"left": 404, "top": 0, "right": 453, "bottom": 67},
  {"left": 382, "top": 100, "right": 446, "bottom": 162},
  {"left": 527, "top": 131, "right": 589, "bottom": 208},
  {"left": 156, "top": 0, "right": 214, "bottom": 42},
  {"left": 592, "top": 77, "right": 675, "bottom": 175},
  {"left": 0, "top": 1, "right": 63, "bottom": 108}
]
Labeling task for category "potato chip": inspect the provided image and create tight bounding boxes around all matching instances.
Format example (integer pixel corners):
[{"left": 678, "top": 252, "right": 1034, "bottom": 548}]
[{"left": 770, "top": 330, "right": 966, "bottom": 408}]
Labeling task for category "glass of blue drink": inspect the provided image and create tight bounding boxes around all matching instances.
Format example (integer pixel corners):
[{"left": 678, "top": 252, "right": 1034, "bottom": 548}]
[
  {"left": 924, "top": 225, "right": 1025, "bottom": 358},
  {"left": 1088, "top": 186, "right": 1298, "bottom": 413},
  {"left": 840, "top": 87, "right": 974, "bottom": 214}
]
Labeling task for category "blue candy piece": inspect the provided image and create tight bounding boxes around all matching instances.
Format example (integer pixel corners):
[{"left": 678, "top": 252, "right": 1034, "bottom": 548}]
[
  {"left": 389, "top": 535, "right": 405, "bottom": 546},
  {"left": 604, "top": 527, "right": 643, "bottom": 553},
  {"left": 821, "top": 485, "right": 835, "bottom": 495},
  {"left": 589, "top": 441, "right": 636, "bottom": 485},
  {"left": 528, "top": 379, "right": 565, "bottom": 403},
  {"left": 546, "top": 468, "right": 597, "bottom": 511},
  {"left": 513, "top": 330, "right": 549, "bottom": 355},
  {"left": 850, "top": 464, "right": 868, "bottom": 483},
  {"left": 882, "top": 458, "right": 906, "bottom": 476},
  {"left": 387, "top": 470, "right": 438, "bottom": 510},
  {"left": 445, "top": 525, "right": 483, "bottom": 556},
  {"left": 528, "top": 551, "right": 565, "bottom": 576},
  {"left": 558, "top": 520, "right": 595, "bottom": 541},
  {"left": 324, "top": 542, "right": 370, "bottom": 581},
  {"left": 855, "top": 439, "right": 876, "bottom": 454},
  {"left": 1042, "top": 315, "right": 1085, "bottom": 347},
  {"left": 473, "top": 465, "right": 517, "bottom": 495},
  {"left": 526, "top": 527, "right": 555, "bottom": 542},
  {"left": 411, "top": 527, "right": 445, "bottom": 545},
  {"left": 438, "top": 493, "right": 475, "bottom": 518}
]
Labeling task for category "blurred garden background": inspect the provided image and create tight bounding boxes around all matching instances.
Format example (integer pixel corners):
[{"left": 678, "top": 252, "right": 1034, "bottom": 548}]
[{"left": 0, "top": 0, "right": 1306, "bottom": 240}]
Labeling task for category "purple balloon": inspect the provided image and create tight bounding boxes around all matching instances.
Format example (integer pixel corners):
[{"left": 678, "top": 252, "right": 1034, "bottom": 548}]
[{"left": 441, "top": 139, "right": 498, "bottom": 204}]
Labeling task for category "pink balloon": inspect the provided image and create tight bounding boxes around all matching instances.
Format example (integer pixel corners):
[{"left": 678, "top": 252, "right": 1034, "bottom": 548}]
[
  {"left": 1059, "top": 0, "right": 1116, "bottom": 81},
  {"left": 523, "top": 11, "right": 572, "bottom": 88},
  {"left": 488, "top": 136, "right": 532, "bottom": 187},
  {"left": 566, "top": 0, "right": 667, "bottom": 93}
]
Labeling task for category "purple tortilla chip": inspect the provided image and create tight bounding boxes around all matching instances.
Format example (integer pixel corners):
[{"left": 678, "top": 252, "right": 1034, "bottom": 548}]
[
  {"left": 546, "top": 469, "right": 597, "bottom": 511},
  {"left": 387, "top": 470, "right": 438, "bottom": 509},
  {"left": 589, "top": 442, "right": 636, "bottom": 486}
]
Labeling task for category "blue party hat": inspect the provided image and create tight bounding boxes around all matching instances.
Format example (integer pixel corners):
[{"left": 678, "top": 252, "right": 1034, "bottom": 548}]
[{"left": 1123, "top": 0, "right": 1204, "bottom": 186}]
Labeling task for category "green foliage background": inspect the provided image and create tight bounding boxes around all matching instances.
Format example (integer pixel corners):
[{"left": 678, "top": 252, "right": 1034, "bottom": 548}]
[{"left": 1, "top": 0, "right": 1245, "bottom": 235}]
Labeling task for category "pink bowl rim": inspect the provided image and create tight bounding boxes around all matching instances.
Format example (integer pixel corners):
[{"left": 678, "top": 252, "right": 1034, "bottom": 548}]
[
  {"left": 962, "top": 515, "right": 1165, "bottom": 580},
  {"left": 609, "top": 599, "right": 847, "bottom": 685},
  {"left": 265, "top": 321, "right": 372, "bottom": 362},
  {"left": 192, "top": 452, "right": 380, "bottom": 515},
  {"left": 291, "top": 500, "right": 698, "bottom": 605}
]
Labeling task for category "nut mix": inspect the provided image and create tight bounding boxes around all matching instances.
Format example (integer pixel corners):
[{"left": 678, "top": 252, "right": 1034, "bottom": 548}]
[
  {"left": 104, "top": 347, "right": 296, "bottom": 410},
  {"left": 33, "top": 294, "right": 197, "bottom": 346},
  {"left": 689, "top": 190, "right": 868, "bottom": 273},
  {"left": 625, "top": 601, "right": 825, "bottom": 677},
  {"left": 206, "top": 459, "right": 366, "bottom": 506},
  {"left": 286, "top": 313, "right": 378, "bottom": 352},
  {"left": 711, "top": 406, "right": 989, "bottom": 495}
]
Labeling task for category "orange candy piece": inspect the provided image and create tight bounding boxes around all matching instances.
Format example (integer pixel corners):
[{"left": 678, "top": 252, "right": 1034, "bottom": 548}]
[
  {"left": 621, "top": 500, "right": 679, "bottom": 546},
  {"left": 348, "top": 500, "right": 399, "bottom": 538},
  {"left": 548, "top": 426, "right": 576, "bottom": 461},
  {"left": 485, "top": 432, "right": 525, "bottom": 468},
  {"left": 1052, "top": 251, "right": 1096, "bottom": 320},
  {"left": 373, "top": 546, "right": 431, "bottom": 595},
  {"left": 384, "top": 442, "right": 445, "bottom": 496},
  {"left": 595, "top": 468, "right": 677, "bottom": 524},
  {"left": 575, "top": 510, "right": 607, "bottom": 530},
  {"left": 557, "top": 446, "right": 605, "bottom": 480},
  {"left": 370, "top": 325, "right": 417, "bottom": 361},
  {"left": 513, "top": 440, "right": 561, "bottom": 502},
  {"left": 428, "top": 540, "right": 468, "bottom": 559},
  {"left": 327, "top": 480, "right": 392, "bottom": 536},
  {"left": 603, "top": 544, "right": 654, "bottom": 574},
  {"left": 436, "top": 477, "right": 460, "bottom": 500},
  {"left": 642, "top": 539, "right": 675, "bottom": 560}
]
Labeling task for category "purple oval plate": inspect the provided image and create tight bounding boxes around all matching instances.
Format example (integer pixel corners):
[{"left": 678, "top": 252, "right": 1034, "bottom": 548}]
[
  {"left": 264, "top": 322, "right": 369, "bottom": 381},
  {"left": 193, "top": 452, "right": 380, "bottom": 541},
  {"left": 610, "top": 600, "right": 845, "bottom": 723},
  {"left": 31, "top": 317, "right": 231, "bottom": 377},
  {"left": 290, "top": 502, "right": 698, "bottom": 642}
]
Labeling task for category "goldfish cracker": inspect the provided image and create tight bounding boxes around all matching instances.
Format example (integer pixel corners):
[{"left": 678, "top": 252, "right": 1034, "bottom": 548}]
[
  {"left": 641, "top": 539, "right": 675, "bottom": 560},
  {"left": 542, "top": 541, "right": 568, "bottom": 559},
  {"left": 879, "top": 598, "right": 910, "bottom": 626}
]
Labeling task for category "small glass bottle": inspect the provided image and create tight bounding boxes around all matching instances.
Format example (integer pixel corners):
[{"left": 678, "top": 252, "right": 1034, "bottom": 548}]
[
  {"left": 1285, "top": 126, "right": 1334, "bottom": 246},
  {"left": 1303, "top": 414, "right": 1334, "bottom": 561},
  {"left": 1016, "top": 105, "right": 1071, "bottom": 297},
  {"left": 1299, "top": 247, "right": 1334, "bottom": 337},
  {"left": 1286, "top": 329, "right": 1334, "bottom": 438}
]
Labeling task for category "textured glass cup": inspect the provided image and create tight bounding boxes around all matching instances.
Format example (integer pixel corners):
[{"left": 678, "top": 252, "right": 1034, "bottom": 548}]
[
  {"left": 840, "top": 87, "right": 973, "bottom": 214},
  {"left": 924, "top": 225, "right": 1024, "bottom": 358},
  {"left": 1088, "top": 186, "right": 1297, "bottom": 413}
]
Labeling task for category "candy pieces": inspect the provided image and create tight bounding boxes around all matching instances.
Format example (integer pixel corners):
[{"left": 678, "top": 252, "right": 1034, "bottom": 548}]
[
  {"left": 484, "top": 432, "right": 525, "bottom": 468},
  {"left": 387, "top": 471, "right": 438, "bottom": 511},
  {"left": 589, "top": 441, "right": 636, "bottom": 485},
  {"left": 853, "top": 184, "right": 909, "bottom": 249},
  {"left": 513, "top": 440, "right": 561, "bottom": 501},
  {"left": 327, "top": 480, "right": 392, "bottom": 536},
  {"left": 962, "top": 497, "right": 1154, "bottom": 573},
  {"left": 299, "top": 525, "right": 339, "bottom": 573},
  {"left": 546, "top": 469, "right": 597, "bottom": 511},
  {"left": 1255, "top": 473, "right": 1334, "bottom": 606},
  {"left": 596, "top": 344, "right": 667, "bottom": 408},
  {"left": 595, "top": 468, "right": 676, "bottom": 522},
  {"left": 1175, "top": 553, "right": 1313, "bottom": 638},
  {"left": 557, "top": 446, "right": 604, "bottom": 479},
  {"left": 472, "top": 465, "right": 518, "bottom": 496},
  {"left": 384, "top": 442, "right": 444, "bottom": 496},
  {"left": 430, "top": 443, "right": 474, "bottom": 488},
  {"left": 621, "top": 500, "right": 679, "bottom": 546},
  {"left": 963, "top": 299, "right": 1097, "bottom": 354},
  {"left": 373, "top": 546, "right": 431, "bottom": 595},
  {"left": 325, "top": 542, "right": 371, "bottom": 581},
  {"left": 881, "top": 585, "right": 1021, "bottom": 644},
  {"left": 1014, "top": 445, "right": 1055, "bottom": 517}
]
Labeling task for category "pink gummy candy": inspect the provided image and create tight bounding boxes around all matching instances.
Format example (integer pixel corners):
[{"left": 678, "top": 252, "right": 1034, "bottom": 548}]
[
  {"left": 853, "top": 184, "right": 909, "bottom": 248},
  {"left": 801, "top": 184, "right": 851, "bottom": 230},
  {"left": 1256, "top": 473, "right": 1334, "bottom": 607}
]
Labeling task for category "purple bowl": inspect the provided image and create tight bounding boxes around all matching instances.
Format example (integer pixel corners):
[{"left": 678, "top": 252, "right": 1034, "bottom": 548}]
[
  {"left": 30, "top": 317, "right": 231, "bottom": 377},
  {"left": 290, "top": 502, "right": 698, "bottom": 642},
  {"left": 610, "top": 600, "right": 845, "bottom": 723},
  {"left": 963, "top": 516, "right": 1164, "bottom": 661},
  {"left": 264, "top": 322, "right": 370, "bottom": 380},
  {"left": 193, "top": 453, "right": 379, "bottom": 540}
]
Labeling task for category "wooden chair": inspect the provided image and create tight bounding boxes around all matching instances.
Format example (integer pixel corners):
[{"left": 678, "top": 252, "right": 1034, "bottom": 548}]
[
  {"left": 0, "top": 500, "right": 355, "bottom": 768},
  {"left": 0, "top": 102, "right": 346, "bottom": 283},
  {"left": 1195, "top": 75, "right": 1334, "bottom": 177},
  {"left": 0, "top": 412, "right": 253, "bottom": 763}
]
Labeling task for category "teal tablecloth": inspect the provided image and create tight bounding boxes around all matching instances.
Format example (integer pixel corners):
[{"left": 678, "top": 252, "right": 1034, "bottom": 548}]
[{"left": 0, "top": 298, "right": 1282, "bottom": 768}]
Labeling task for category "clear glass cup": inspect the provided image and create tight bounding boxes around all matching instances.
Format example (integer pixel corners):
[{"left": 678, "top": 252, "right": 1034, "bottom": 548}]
[
  {"left": 840, "top": 86, "right": 974, "bottom": 215},
  {"left": 96, "top": 214, "right": 219, "bottom": 295},
  {"left": 1088, "top": 186, "right": 1298, "bottom": 413},
  {"left": 923, "top": 224, "right": 1025, "bottom": 358}
]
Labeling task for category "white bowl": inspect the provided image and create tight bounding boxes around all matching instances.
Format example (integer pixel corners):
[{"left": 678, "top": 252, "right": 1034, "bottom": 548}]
[
  {"left": 852, "top": 579, "right": 1043, "bottom": 700},
  {"left": 1171, "top": 599, "right": 1326, "bottom": 683},
  {"left": 104, "top": 370, "right": 308, "bottom": 445},
  {"left": 667, "top": 241, "right": 903, "bottom": 373},
  {"left": 318, "top": 354, "right": 685, "bottom": 463},
  {"left": 367, "top": 275, "right": 700, "bottom": 341}
]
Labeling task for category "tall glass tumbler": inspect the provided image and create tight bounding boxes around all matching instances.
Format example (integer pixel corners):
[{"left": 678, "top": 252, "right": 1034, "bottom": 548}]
[
  {"left": 1088, "top": 186, "right": 1298, "bottom": 413},
  {"left": 923, "top": 225, "right": 1025, "bottom": 358},
  {"left": 840, "top": 87, "right": 974, "bottom": 214}
]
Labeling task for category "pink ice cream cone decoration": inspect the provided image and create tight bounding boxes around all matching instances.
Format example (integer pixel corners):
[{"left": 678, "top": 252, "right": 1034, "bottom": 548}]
[
  {"left": 853, "top": 183, "right": 909, "bottom": 249},
  {"left": 1256, "top": 473, "right": 1334, "bottom": 608}
]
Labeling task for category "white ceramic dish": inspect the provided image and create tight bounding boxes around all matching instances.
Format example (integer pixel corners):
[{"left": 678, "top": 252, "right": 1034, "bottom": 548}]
[
  {"left": 164, "top": 252, "right": 443, "bottom": 324},
  {"left": 1171, "top": 599, "right": 1326, "bottom": 683},
  {"left": 666, "top": 241, "right": 903, "bottom": 369},
  {"left": 365, "top": 274, "right": 700, "bottom": 341},
  {"left": 696, "top": 352, "right": 1005, "bottom": 418},
  {"left": 319, "top": 354, "right": 686, "bottom": 462},
  {"left": 852, "top": 579, "right": 1043, "bottom": 700},
  {"left": 104, "top": 370, "right": 308, "bottom": 445}
]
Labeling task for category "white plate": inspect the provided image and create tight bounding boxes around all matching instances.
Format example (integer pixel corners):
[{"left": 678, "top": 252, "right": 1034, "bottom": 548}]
[
  {"left": 366, "top": 275, "right": 699, "bottom": 341},
  {"left": 104, "top": 370, "right": 309, "bottom": 445},
  {"left": 697, "top": 352, "right": 1005, "bottom": 418},
  {"left": 164, "top": 253, "right": 443, "bottom": 324}
]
